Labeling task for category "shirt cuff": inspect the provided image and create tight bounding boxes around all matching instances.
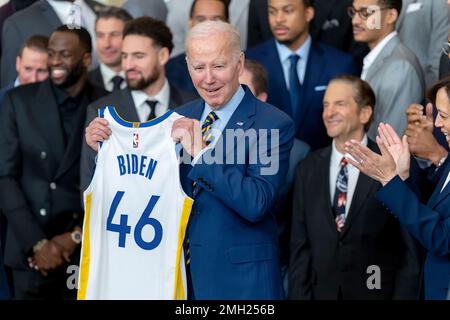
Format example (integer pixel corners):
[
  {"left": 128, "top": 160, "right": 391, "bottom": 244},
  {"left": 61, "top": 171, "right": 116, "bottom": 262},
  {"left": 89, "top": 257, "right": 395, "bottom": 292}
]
[{"left": 191, "top": 147, "right": 211, "bottom": 166}]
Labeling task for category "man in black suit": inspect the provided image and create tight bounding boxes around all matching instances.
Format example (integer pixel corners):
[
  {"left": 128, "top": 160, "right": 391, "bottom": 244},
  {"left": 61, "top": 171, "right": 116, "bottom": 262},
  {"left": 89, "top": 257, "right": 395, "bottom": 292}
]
[
  {"left": 0, "top": 25, "right": 108, "bottom": 299},
  {"left": 80, "top": 17, "right": 196, "bottom": 191},
  {"left": 87, "top": 6, "right": 132, "bottom": 91},
  {"left": 289, "top": 75, "right": 421, "bottom": 300},
  {"left": 1, "top": 0, "right": 105, "bottom": 87}
]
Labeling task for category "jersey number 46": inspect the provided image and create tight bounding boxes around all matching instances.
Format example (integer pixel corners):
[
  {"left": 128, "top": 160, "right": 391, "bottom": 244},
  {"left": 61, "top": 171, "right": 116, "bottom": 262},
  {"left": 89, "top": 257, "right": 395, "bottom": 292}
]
[{"left": 106, "top": 191, "right": 163, "bottom": 250}]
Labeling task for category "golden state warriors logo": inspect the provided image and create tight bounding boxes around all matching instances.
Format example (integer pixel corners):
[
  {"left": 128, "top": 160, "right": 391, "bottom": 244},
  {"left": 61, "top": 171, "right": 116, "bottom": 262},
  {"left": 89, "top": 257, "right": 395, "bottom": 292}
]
[{"left": 133, "top": 133, "right": 139, "bottom": 148}]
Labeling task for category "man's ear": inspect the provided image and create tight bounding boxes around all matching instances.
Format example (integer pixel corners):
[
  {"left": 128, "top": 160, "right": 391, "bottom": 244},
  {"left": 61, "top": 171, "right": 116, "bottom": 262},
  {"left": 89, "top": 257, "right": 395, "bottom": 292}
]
[
  {"left": 305, "top": 6, "right": 315, "bottom": 23},
  {"left": 158, "top": 47, "right": 170, "bottom": 66},
  {"left": 83, "top": 52, "right": 92, "bottom": 69},
  {"left": 16, "top": 56, "right": 21, "bottom": 73},
  {"left": 386, "top": 8, "right": 399, "bottom": 26},
  {"left": 360, "top": 105, "right": 373, "bottom": 126}
]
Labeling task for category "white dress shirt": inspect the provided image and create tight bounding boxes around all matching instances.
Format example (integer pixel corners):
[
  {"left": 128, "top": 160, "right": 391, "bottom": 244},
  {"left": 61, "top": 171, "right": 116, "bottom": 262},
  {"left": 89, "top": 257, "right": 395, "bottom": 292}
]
[
  {"left": 330, "top": 135, "right": 368, "bottom": 217},
  {"left": 275, "top": 35, "right": 312, "bottom": 88},
  {"left": 130, "top": 79, "right": 171, "bottom": 122},
  {"left": 99, "top": 63, "right": 126, "bottom": 92},
  {"left": 361, "top": 31, "right": 398, "bottom": 80}
]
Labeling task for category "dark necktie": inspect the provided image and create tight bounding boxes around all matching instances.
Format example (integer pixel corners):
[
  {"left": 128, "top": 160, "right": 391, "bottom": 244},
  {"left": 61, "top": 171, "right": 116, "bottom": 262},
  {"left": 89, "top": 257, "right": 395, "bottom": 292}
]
[
  {"left": 145, "top": 100, "right": 157, "bottom": 121},
  {"left": 288, "top": 54, "right": 301, "bottom": 117},
  {"left": 111, "top": 75, "right": 124, "bottom": 91},
  {"left": 333, "top": 157, "right": 348, "bottom": 232}
]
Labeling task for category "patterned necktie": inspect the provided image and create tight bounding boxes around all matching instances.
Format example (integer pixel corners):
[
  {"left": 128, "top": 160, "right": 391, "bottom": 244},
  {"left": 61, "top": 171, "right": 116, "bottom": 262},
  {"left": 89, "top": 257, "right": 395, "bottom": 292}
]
[
  {"left": 201, "top": 111, "right": 219, "bottom": 146},
  {"left": 333, "top": 157, "right": 348, "bottom": 232},
  {"left": 111, "top": 75, "right": 124, "bottom": 91},
  {"left": 288, "top": 54, "right": 301, "bottom": 117},
  {"left": 145, "top": 100, "right": 157, "bottom": 121}
]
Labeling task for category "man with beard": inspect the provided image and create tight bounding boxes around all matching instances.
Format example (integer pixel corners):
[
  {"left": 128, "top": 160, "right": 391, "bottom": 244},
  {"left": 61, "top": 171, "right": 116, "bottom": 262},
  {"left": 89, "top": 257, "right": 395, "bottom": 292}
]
[
  {"left": 80, "top": 17, "right": 196, "bottom": 191},
  {"left": 0, "top": 25, "right": 108, "bottom": 299}
]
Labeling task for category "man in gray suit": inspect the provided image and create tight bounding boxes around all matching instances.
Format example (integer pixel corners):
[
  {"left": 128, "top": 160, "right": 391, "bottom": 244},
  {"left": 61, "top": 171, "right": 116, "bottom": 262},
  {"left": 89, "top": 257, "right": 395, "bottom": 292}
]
[
  {"left": 351, "top": 0, "right": 424, "bottom": 139},
  {"left": 80, "top": 17, "right": 196, "bottom": 191},
  {"left": 397, "top": 0, "right": 449, "bottom": 86},
  {"left": 1, "top": 0, "right": 104, "bottom": 87}
]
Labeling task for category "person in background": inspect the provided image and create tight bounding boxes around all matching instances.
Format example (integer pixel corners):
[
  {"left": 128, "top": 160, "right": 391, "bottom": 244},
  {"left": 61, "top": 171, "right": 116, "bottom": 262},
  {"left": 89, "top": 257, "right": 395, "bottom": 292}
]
[
  {"left": 88, "top": 6, "right": 132, "bottom": 92},
  {"left": 0, "top": 25, "right": 108, "bottom": 299}
]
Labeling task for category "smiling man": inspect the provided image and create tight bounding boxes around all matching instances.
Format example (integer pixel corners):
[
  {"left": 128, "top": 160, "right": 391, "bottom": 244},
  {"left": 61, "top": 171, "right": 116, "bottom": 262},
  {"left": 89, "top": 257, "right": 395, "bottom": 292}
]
[
  {"left": 88, "top": 7, "right": 132, "bottom": 92},
  {"left": 351, "top": 0, "right": 424, "bottom": 139},
  {"left": 0, "top": 25, "right": 108, "bottom": 299},
  {"left": 289, "top": 75, "right": 421, "bottom": 300}
]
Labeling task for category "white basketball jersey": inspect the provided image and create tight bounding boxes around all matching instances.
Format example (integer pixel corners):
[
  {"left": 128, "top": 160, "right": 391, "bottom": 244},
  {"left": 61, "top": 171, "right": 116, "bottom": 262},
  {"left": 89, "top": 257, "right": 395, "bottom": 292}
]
[{"left": 78, "top": 106, "right": 193, "bottom": 300}]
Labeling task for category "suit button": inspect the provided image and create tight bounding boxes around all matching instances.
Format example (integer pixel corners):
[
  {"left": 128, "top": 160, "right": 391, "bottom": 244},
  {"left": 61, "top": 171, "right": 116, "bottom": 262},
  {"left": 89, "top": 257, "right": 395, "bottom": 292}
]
[
  {"left": 50, "top": 182, "right": 57, "bottom": 190},
  {"left": 39, "top": 208, "right": 47, "bottom": 216},
  {"left": 40, "top": 151, "right": 47, "bottom": 159},
  {"left": 73, "top": 213, "right": 79, "bottom": 219}
]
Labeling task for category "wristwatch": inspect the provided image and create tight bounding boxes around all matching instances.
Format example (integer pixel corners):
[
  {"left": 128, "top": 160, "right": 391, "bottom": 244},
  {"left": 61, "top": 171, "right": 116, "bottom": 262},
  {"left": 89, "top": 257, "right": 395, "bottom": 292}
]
[{"left": 71, "top": 230, "right": 82, "bottom": 244}]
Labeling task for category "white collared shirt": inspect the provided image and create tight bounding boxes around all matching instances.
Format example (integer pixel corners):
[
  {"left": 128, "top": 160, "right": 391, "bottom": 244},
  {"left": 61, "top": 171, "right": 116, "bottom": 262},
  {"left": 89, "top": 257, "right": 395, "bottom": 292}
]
[
  {"left": 99, "top": 63, "right": 126, "bottom": 92},
  {"left": 329, "top": 135, "right": 368, "bottom": 217},
  {"left": 275, "top": 35, "right": 312, "bottom": 88},
  {"left": 130, "top": 79, "right": 171, "bottom": 122},
  {"left": 361, "top": 31, "right": 398, "bottom": 80}
]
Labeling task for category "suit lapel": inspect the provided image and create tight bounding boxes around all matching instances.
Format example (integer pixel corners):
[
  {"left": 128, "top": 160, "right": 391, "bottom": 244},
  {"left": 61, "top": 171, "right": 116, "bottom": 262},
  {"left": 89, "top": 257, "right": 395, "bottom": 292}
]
[
  {"left": 31, "top": 80, "right": 65, "bottom": 164},
  {"left": 296, "top": 43, "right": 324, "bottom": 131},
  {"left": 339, "top": 140, "right": 381, "bottom": 237},
  {"left": 54, "top": 89, "right": 90, "bottom": 180},
  {"left": 315, "top": 146, "right": 337, "bottom": 232},
  {"left": 365, "top": 36, "right": 399, "bottom": 81},
  {"left": 267, "top": 39, "right": 293, "bottom": 118},
  {"left": 428, "top": 161, "right": 450, "bottom": 208},
  {"left": 115, "top": 89, "right": 139, "bottom": 122}
]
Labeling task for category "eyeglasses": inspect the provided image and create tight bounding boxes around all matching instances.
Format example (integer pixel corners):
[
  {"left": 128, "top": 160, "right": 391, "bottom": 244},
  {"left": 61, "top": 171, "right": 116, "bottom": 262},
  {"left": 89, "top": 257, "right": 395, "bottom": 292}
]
[
  {"left": 442, "top": 41, "right": 450, "bottom": 56},
  {"left": 347, "top": 6, "right": 390, "bottom": 20}
]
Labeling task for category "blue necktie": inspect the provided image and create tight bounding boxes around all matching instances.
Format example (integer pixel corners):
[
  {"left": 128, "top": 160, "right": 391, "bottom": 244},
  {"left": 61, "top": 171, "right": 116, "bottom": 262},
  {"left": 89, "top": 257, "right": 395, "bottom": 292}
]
[
  {"left": 288, "top": 54, "right": 301, "bottom": 117},
  {"left": 333, "top": 157, "right": 348, "bottom": 232}
]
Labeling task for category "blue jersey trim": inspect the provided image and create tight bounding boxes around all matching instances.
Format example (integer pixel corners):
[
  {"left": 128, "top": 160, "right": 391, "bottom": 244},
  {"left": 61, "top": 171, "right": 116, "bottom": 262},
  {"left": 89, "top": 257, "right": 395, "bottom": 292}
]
[{"left": 106, "top": 105, "right": 174, "bottom": 128}]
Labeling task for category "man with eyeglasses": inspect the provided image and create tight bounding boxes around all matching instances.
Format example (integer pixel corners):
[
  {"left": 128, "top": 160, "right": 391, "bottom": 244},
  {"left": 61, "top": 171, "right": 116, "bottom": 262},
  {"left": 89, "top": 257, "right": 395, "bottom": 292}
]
[{"left": 350, "top": 0, "right": 424, "bottom": 140}]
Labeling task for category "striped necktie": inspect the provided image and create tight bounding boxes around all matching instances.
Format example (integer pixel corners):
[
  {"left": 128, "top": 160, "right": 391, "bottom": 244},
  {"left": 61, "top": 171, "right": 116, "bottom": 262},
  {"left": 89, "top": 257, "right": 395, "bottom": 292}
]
[{"left": 201, "top": 111, "right": 219, "bottom": 146}]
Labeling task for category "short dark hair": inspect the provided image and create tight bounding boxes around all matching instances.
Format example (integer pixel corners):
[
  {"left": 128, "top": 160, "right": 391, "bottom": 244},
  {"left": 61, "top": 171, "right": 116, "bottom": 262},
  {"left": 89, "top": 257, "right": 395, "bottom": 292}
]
[
  {"left": 123, "top": 17, "right": 174, "bottom": 54},
  {"left": 378, "top": 0, "right": 402, "bottom": 16},
  {"left": 189, "top": 0, "right": 230, "bottom": 21},
  {"left": 96, "top": 6, "right": 132, "bottom": 26},
  {"left": 54, "top": 25, "right": 93, "bottom": 54},
  {"left": 18, "top": 35, "right": 49, "bottom": 57},
  {"left": 427, "top": 76, "right": 450, "bottom": 106},
  {"left": 330, "top": 75, "right": 376, "bottom": 131},
  {"left": 244, "top": 59, "right": 268, "bottom": 96}
]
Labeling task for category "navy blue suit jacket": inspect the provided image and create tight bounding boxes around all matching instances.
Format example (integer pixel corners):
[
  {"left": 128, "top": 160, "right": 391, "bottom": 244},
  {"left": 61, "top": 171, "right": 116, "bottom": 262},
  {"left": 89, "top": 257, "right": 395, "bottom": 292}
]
[
  {"left": 176, "top": 86, "right": 295, "bottom": 299},
  {"left": 376, "top": 166, "right": 450, "bottom": 300},
  {"left": 166, "top": 53, "right": 198, "bottom": 97},
  {"left": 245, "top": 38, "right": 358, "bottom": 150}
]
